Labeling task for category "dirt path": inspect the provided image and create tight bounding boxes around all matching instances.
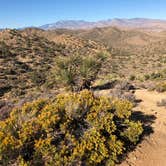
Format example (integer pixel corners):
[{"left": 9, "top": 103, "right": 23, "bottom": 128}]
[{"left": 120, "top": 89, "right": 166, "bottom": 166}]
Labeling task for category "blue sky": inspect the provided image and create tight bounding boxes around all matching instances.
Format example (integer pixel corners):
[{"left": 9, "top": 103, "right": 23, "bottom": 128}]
[{"left": 0, "top": 0, "right": 166, "bottom": 28}]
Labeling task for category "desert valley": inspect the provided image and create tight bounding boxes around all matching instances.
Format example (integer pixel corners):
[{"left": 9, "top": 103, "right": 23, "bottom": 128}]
[{"left": 0, "top": 5, "right": 166, "bottom": 166}]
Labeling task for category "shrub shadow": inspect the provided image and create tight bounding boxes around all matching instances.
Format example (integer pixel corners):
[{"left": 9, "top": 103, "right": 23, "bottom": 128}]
[
  {"left": 118, "top": 110, "right": 156, "bottom": 164},
  {"left": 92, "top": 80, "right": 136, "bottom": 91},
  {"left": 92, "top": 81, "right": 117, "bottom": 90},
  {"left": 131, "top": 111, "right": 156, "bottom": 137}
]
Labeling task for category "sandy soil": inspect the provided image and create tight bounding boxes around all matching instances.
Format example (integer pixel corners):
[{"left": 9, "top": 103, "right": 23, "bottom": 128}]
[{"left": 119, "top": 89, "right": 166, "bottom": 166}]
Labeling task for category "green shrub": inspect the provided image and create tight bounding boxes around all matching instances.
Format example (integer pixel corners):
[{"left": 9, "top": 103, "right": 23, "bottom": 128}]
[
  {"left": 144, "top": 74, "right": 150, "bottom": 80},
  {"left": 0, "top": 90, "right": 143, "bottom": 165},
  {"left": 150, "top": 72, "right": 162, "bottom": 80},
  {"left": 49, "top": 52, "right": 107, "bottom": 91},
  {"left": 129, "top": 75, "right": 136, "bottom": 81}
]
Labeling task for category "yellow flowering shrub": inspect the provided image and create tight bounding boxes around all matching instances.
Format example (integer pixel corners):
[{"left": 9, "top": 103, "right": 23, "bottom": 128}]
[{"left": 0, "top": 90, "right": 143, "bottom": 165}]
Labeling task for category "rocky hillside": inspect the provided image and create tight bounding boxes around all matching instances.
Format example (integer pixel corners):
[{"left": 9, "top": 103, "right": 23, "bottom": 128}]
[
  {"left": 0, "top": 28, "right": 106, "bottom": 112},
  {"left": 51, "top": 26, "right": 166, "bottom": 79},
  {"left": 1, "top": 26, "right": 166, "bottom": 119}
]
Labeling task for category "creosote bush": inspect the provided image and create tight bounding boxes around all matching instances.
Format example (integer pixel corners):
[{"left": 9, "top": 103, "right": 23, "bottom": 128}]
[
  {"left": 0, "top": 90, "right": 143, "bottom": 166},
  {"left": 155, "top": 82, "right": 166, "bottom": 92},
  {"left": 148, "top": 82, "right": 166, "bottom": 92},
  {"left": 48, "top": 52, "right": 107, "bottom": 91}
]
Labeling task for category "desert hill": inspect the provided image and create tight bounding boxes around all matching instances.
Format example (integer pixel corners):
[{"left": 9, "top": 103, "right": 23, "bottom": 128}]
[
  {"left": 1, "top": 26, "right": 166, "bottom": 105},
  {"left": 0, "top": 21, "right": 166, "bottom": 166},
  {"left": 0, "top": 28, "right": 106, "bottom": 110},
  {"left": 49, "top": 26, "right": 166, "bottom": 79}
]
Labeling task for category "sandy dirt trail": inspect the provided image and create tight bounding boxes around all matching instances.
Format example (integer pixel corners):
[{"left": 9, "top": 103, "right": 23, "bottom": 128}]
[{"left": 120, "top": 89, "right": 166, "bottom": 166}]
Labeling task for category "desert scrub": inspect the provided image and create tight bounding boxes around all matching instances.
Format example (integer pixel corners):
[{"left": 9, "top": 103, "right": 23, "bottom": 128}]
[
  {"left": 0, "top": 90, "right": 143, "bottom": 166},
  {"left": 155, "top": 82, "right": 166, "bottom": 92},
  {"left": 47, "top": 52, "right": 107, "bottom": 91}
]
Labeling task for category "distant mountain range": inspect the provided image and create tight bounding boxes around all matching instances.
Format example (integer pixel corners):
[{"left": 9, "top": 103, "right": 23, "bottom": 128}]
[
  {"left": 39, "top": 18, "right": 166, "bottom": 31},
  {"left": 1, "top": 18, "right": 166, "bottom": 31}
]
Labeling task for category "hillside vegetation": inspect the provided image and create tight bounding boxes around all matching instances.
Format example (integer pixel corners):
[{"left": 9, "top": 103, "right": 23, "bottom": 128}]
[
  {"left": 0, "top": 29, "right": 106, "bottom": 108},
  {"left": 0, "top": 90, "right": 143, "bottom": 165},
  {"left": 0, "top": 25, "right": 166, "bottom": 166},
  {"left": 52, "top": 27, "right": 166, "bottom": 80}
]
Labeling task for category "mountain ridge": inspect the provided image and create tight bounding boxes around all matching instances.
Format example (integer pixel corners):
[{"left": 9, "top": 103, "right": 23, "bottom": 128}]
[{"left": 39, "top": 18, "right": 166, "bottom": 31}]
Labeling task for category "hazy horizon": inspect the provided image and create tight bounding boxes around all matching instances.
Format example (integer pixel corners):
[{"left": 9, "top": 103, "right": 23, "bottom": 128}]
[
  {"left": 2, "top": 17, "right": 166, "bottom": 30},
  {"left": 1, "top": 0, "right": 166, "bottom": 29}
]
